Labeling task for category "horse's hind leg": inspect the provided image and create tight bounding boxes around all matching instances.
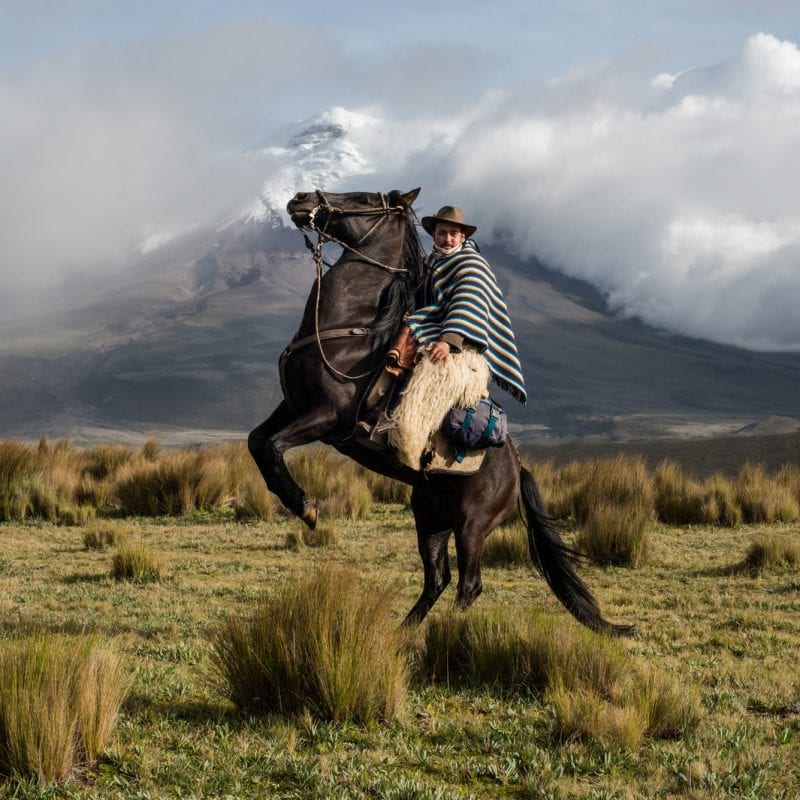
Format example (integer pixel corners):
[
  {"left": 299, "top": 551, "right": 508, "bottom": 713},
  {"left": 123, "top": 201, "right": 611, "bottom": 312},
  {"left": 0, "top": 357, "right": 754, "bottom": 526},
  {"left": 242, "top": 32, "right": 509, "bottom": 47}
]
[
  {"left": 248, "top": 401, "right": 337, "bottom": 528},
  {"left": 453, "top": 519, "right": 487, "bottom": 611},
  {"left": 404, "top": 489, "right": 452, "bottom": 625},
  {"left": 452, "top": 479, "right": 514, "bottom": 611}
]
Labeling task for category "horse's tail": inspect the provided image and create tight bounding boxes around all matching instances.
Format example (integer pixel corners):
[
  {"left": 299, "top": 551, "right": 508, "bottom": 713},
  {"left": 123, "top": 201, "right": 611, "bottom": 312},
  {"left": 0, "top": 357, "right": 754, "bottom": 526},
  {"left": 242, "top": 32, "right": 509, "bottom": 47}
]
[{"left": 520, "top": 466, "right": 634, "bottom": 637}]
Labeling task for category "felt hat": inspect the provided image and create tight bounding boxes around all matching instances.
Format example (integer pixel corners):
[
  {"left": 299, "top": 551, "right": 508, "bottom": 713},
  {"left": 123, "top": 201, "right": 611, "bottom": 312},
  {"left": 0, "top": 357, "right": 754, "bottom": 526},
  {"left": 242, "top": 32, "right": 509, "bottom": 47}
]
[{"left": 420, "top": 205, "right": 477, "bottom": 237}]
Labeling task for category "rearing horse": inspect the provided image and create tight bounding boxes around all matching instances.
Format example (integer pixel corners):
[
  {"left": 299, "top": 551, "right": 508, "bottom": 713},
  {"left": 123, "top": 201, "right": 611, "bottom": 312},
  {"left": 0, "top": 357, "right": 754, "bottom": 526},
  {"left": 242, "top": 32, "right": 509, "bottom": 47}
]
[{"left": 248, "top": 188, "right": 630, "bottom": 634}]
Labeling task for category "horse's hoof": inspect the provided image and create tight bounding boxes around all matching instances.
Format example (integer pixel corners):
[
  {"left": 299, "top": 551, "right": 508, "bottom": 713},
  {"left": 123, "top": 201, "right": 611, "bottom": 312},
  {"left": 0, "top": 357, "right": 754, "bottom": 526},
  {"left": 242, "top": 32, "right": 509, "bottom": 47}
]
[{"left": 301, "top": 500, "right": 317, "bottom": 530}]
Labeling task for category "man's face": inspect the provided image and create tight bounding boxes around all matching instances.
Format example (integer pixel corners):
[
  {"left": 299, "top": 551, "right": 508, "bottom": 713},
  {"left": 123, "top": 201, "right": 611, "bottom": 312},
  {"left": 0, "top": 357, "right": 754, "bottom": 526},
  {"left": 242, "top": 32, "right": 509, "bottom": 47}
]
[{"left": 434, "top": 223, "right": 466, "bottom": 250}]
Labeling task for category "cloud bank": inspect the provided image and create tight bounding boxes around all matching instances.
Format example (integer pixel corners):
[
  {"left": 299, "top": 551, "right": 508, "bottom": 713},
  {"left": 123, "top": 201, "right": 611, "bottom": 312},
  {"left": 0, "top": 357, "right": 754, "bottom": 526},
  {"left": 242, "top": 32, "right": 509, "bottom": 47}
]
[
  {"left": 449, "top": 33, "right": 800, "bottom": 351},
  {"left": 357, "top": 33, "right": 800, "bottom": 352},
  {"left": 3, "top": 20, "right": 799, "bottom": 354}
]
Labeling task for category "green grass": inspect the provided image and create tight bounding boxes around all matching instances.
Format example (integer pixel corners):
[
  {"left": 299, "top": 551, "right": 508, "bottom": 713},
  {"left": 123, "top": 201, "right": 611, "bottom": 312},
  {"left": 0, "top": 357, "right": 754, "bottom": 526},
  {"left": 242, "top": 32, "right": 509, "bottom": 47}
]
[{"left": 0, "top": 500, "right": 799, "bottom": 796}]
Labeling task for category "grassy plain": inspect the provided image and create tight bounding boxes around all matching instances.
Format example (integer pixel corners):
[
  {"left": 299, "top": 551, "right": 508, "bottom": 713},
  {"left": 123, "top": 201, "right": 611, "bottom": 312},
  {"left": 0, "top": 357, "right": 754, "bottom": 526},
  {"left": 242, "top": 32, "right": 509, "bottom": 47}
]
[{"left": 0, "top": 503, "right": 799, "bottom": 798}]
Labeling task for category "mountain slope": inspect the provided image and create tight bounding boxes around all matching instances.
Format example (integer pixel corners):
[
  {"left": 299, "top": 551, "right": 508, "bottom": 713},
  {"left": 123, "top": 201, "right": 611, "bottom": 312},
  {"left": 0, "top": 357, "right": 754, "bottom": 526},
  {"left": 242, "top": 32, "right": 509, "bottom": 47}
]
[{"left": 2, "top": 219, "right": 799, "bottom": 445}]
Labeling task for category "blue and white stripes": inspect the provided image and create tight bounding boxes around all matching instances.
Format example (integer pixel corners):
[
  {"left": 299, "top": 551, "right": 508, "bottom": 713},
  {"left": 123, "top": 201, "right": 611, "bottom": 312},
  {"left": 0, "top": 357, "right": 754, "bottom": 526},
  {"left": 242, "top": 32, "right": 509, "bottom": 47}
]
[{"left": 406, "top": 240, "right": 527, "bottom": 404}]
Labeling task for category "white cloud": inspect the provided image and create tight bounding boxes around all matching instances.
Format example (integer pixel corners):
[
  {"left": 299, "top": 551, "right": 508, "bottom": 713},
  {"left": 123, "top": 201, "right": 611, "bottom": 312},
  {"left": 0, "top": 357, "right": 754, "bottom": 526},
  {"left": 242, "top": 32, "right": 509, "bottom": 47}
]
[
  {"left": 0, "top": 18, "right": 356, "bottom": 300},
  {"left": 378, "top": 32, "right": 800, "bottom": 352},
  {"left": 3, "top": 20, "right": 800, "bottom": 354}
]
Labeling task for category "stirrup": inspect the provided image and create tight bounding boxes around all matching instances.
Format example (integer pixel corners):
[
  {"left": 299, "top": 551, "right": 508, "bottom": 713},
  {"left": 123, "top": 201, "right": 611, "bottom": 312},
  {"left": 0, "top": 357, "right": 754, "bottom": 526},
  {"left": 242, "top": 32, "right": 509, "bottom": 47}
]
[{"left": 355, "top": 411, "right": 392, "bottom": 451}]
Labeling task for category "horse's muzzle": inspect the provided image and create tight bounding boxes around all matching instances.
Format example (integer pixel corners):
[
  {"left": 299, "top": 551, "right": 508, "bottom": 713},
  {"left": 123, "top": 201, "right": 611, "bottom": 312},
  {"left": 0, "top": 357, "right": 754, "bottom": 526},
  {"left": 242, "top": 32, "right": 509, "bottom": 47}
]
[{"left": 286, "top": 192, "right": 316, "bottom": 227}]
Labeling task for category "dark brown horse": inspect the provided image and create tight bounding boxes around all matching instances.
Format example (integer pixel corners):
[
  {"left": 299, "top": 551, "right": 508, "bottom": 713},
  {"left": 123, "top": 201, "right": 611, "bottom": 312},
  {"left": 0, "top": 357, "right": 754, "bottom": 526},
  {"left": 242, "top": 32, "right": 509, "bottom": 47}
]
[{"left": 248, "top": 188, "right": 630, "bottom": 634}]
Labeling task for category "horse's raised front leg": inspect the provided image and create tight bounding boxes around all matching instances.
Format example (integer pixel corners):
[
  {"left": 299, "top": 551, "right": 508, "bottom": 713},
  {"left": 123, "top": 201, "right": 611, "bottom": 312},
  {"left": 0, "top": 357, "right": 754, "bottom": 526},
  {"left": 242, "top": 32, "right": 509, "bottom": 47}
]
[
  {"left": 248, "top": 401, "right": 337, "bottom": 528},
  {"left": 404, "top": 487, "right": 452, "bottom": 625}
]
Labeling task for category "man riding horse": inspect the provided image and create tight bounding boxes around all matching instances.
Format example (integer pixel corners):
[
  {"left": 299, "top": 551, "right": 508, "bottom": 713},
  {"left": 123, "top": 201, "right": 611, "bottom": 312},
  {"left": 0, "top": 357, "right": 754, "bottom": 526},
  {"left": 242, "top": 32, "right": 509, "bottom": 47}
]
[
  {"left": 410, "top": 205, "right": 526, "bottom": 401},
  {"left": 386, "top": 205, "right": 526, "bottom": 471},
  {"left": 246, "top": 187, "right": 631, "bottom": 635}
]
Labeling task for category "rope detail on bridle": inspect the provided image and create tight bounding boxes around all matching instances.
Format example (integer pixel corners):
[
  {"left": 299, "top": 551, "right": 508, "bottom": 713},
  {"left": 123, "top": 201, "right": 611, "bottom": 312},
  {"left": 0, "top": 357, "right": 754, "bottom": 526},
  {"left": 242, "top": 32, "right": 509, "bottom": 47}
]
[{"left": 306, "top": 191, "right": 410, "bottom": 274}]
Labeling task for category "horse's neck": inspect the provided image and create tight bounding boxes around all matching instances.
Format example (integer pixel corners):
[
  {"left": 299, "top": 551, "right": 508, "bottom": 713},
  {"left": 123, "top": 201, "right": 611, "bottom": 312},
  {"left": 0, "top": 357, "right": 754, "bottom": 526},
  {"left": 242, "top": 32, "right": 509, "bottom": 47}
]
[{"left": 302, "top": 256, "right": 393, "bottom": 332}]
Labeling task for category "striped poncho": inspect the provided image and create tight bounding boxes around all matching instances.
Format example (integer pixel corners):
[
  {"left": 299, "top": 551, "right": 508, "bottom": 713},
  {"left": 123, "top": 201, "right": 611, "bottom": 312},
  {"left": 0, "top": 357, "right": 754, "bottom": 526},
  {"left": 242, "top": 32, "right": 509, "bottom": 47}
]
[{"left": 406, "top": 239, "right": 527, "bottom": 404}]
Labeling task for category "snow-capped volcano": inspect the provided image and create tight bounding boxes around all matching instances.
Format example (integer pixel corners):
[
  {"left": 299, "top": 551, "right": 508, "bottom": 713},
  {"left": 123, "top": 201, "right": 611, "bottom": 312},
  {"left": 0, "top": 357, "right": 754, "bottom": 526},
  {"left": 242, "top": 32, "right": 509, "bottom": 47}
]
[{"left": 244, "top": 106, "right": 377, "bottom": 223}]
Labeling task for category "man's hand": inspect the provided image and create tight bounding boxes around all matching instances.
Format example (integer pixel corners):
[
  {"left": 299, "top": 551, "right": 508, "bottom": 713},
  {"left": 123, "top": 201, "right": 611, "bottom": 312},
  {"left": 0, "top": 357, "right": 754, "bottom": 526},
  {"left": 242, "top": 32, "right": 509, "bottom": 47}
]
[{"left": 428, "top": 340, "right": 451, "bottom": 363}]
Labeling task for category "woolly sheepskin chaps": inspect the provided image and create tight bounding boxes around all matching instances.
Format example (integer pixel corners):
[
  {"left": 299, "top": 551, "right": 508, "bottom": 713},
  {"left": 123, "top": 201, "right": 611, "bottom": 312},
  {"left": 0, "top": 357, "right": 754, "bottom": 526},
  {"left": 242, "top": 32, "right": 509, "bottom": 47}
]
[{"left": 388, "top": 348, "right": 490, "bottom": 471}]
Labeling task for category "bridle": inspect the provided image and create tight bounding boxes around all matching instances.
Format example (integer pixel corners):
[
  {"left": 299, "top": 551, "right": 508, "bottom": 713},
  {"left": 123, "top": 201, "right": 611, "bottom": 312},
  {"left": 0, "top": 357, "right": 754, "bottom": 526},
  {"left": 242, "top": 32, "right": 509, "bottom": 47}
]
[
  {"left": 296, "top": 190, "right": 415, "bottom": 381},
  {"left": 303, "top": 189, "right": 411, "bottom": 274}
]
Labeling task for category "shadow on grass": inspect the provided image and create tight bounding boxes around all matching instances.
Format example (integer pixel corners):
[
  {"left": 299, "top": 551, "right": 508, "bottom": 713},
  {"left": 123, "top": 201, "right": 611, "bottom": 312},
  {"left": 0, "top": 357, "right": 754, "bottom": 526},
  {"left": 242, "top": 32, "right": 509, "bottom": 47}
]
[
  {"left": 62, "top": 571, "right": 109, "bottom": 584},
  {"left": 748, "top": 699, "right": 800, "bottom": 717},
  {"left": 124, "top": 692, "right": 237, "bottom": 725}
]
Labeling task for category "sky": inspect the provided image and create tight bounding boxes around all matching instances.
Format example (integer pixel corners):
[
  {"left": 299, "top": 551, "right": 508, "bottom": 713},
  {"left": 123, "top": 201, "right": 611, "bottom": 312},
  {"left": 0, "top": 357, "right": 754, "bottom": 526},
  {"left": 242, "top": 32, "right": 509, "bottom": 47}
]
[{"left": 2, "top": 1, "right": 800, "bottom": 351}]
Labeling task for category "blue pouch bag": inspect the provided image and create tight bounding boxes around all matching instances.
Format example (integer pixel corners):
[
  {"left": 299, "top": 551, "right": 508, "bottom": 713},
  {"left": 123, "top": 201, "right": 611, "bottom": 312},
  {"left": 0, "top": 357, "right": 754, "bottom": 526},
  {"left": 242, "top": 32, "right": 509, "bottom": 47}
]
[{"left": 441, "top": 397, "right": 508, "bottom": 462}]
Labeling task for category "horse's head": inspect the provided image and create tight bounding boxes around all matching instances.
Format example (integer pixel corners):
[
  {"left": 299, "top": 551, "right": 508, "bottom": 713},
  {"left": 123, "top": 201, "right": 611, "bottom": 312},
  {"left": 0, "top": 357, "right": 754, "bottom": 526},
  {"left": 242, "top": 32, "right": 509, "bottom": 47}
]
[{"left": 286, "top": 188, "right": 420, "bottom": 246}]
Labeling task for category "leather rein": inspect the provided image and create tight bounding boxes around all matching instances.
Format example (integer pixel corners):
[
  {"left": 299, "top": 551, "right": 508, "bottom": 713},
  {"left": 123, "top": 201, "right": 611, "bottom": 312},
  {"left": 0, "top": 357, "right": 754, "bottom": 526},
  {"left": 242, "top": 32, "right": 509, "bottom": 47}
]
[{"left": 297, "top": 190, "right": 412, "bottom": 380}]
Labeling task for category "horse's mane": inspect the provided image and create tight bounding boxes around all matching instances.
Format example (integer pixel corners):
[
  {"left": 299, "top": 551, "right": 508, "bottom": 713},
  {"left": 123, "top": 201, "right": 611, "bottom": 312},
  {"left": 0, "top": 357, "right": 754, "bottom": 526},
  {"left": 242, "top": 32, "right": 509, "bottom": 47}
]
[{"left": 372, "top": 195, "right": 426, "bottom": 347}]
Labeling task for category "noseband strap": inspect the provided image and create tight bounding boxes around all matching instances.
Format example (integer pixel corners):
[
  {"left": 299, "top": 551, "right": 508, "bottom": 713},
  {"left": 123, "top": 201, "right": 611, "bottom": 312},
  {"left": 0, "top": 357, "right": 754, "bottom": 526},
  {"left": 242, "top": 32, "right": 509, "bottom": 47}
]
[{"left": 306, "top": 191, "right": 409, "bottom": 274}]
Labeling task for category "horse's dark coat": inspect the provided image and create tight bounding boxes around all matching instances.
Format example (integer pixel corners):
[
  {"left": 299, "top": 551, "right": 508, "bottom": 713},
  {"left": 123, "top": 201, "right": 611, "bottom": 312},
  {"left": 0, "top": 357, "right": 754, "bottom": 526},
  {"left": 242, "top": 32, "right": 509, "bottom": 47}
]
[{"left": 248, "top": 188, "right": 630, "bottom": 634}]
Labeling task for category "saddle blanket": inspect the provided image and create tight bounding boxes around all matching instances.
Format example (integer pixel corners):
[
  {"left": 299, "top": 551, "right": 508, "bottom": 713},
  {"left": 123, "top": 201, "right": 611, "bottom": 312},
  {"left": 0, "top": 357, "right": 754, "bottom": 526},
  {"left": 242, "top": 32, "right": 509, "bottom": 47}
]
[
  {"left": 423, "top": 431, "right": 486, "bottom": 476},
  {"left": 388, "top": 347, "right": 490, "bottom": 471}
]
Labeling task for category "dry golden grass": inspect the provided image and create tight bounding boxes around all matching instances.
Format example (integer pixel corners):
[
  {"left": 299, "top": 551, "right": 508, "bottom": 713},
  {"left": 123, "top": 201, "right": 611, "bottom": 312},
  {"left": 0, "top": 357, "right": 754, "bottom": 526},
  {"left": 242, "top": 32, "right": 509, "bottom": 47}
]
[
  {"left": 481, "top": 520, "right": 529, "bottom": 566},
  {"left": 211, "top": 565, "right": 408, "bottom": 723},
  {"left": 110, "top": 541, "right": 163, "bottom": 583},
  {"left": 82, "top": 520, "right": 127, "bottom": 550},
  {"left": 0, "top": 634, "right": 128, "bottom": 783},
  {"left": 0, "top": 505, "right": 799, "bottom": 797},
  {"left": 737, "top": 461, "right": 800, "bottom": 524},
  {"left": 742, "top": 533, "right": 800, "bottom": 572},
  {"left": 2, "top": 438, "right": 800, "bottom": 795}
]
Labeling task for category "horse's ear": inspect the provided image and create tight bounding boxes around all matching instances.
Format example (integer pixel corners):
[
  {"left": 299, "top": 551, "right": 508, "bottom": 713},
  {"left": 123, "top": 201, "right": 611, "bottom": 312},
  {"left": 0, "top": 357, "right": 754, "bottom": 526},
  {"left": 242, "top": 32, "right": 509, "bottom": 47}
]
[{"left": 396, "top": 187, "right": 421, "bottom": 208}]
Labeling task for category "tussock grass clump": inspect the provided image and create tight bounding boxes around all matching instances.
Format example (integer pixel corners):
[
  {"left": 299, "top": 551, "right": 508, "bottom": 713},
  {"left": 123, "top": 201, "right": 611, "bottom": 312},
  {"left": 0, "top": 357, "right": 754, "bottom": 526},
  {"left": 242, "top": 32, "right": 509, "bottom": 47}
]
[
  {"left": 548, "top": 673, "right": 701, "bottom": 749},
  {"left": 736, "top": 462, "right": 800, "bottom": 524},
  {"left": 578, "top": 501, "right": 649, "bottom": 567},
  {"left": 285, "top": 523, "right": 338, "bottom": 550},
  {"left": 287, "top": 449, "right": 373, "bottom": 520},
  {"left": 141, "top": 437, "right": 161, "bottom": 461},
  {"left": 572, "top": 455, "right": 654, "bottom": 525},
  {"left": 0, "top": 440, "right": 35, "bottom": 521},
  {"left": 776, "top": 462, "right": 800, "bottom": 503},
  {"left": 0, "top": 439, "right": 90, "bottom": 525},
  {"left": 742, "top": 534, "right": 800, "bottom": 573},
  {"left": 700, "top": 473, "right": 742, "bottom": 527},
  {"left": 111, "top": 541, "right": 163, "bottom": 583},
  {"left": 0, "top": 634, "right": 128, "bottom": 783},
  {"left": 654, "top": 460, "right": 706, "bottom": 524},
  {"left": 536, "top": 459, "right": 585, "bottom": 519},
  {"left": 113, "top": 448, "right": 230, "bottom": 516},
  {"left": 572, "top": 456, "right": 653, "bottom": 567},
  {"left": 232, "top": 471, "right": 279, "bottom": 521},
  {"left": 547, "top": 686, "right": 645, "bottom": 750},
  {"left": 301, "top": 523, "right": 338, "bottom": 548},
  {"left": 83, "top": 520, "right": 127, "bottom": 550},
  {"left": 420, "top": 607, "right": 627, "bottom": 696},
  {"left": 81, "top": 444, "right": 137, "bottom": 481},
  {"left": 631, "top": 670, "right": 703, "bottom": 739},
  {"left": 654, "top": 463, "right": 743, "bottom": 527},
  {"left": 211, "top": 566, "right": 407, "bottom": 723},
  {"left": 482, "top": 520, "right": 529, "bottom": 566},
  {"left": 284, "top": 528, "right": 303, "bottom": 551},
  {"left": 421, "top": 607, "right": 701, "bottom": 749}
]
